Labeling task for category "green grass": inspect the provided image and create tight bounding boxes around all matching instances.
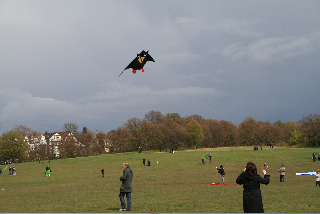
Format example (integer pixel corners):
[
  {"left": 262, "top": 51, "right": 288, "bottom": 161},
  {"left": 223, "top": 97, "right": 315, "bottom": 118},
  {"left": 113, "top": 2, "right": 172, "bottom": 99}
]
[{"left": 1, "top": 146, "right": 320, "bottom": 213}]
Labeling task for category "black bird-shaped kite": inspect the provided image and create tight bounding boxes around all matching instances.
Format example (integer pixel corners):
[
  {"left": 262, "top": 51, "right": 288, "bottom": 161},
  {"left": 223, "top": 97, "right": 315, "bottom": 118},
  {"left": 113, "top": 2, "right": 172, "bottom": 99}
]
[{"left": 119, "top": 50, "right": 155, "bottom": 77}]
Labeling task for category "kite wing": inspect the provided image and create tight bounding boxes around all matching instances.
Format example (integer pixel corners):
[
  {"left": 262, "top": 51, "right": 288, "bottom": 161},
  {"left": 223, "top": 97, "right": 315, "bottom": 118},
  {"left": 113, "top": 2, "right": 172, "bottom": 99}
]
[{"left": 124, "top": 57, "right": 141, "bottom": 70}]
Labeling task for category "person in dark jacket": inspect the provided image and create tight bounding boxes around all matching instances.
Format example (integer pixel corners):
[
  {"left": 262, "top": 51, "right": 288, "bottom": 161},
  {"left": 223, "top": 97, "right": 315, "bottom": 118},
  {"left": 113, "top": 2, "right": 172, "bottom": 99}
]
[
  {"left": 101, "top": 168, "right": 105, "bottom": 177},
  {"left": 119, "top": 163, "right": 133, "bottom": 211},
  {"left": 216, "top": 165, "right": 225, "bottom": 184},
  {"left": 236, "top": 162, "right": 270, "bottom": 213}
]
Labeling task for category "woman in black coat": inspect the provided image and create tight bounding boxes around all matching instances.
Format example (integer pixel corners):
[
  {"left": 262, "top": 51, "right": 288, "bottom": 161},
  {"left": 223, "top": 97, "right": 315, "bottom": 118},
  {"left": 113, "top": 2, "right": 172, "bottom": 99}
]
[{"left": 236, "top": 162, "right": 270, "bottom": 213}]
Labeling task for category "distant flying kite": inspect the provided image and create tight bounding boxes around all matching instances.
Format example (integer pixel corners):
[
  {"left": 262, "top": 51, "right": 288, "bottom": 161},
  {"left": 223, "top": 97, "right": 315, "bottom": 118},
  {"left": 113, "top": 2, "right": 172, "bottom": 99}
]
[{"left": 119, "top": 50, "right": 155, "bottom": 77}]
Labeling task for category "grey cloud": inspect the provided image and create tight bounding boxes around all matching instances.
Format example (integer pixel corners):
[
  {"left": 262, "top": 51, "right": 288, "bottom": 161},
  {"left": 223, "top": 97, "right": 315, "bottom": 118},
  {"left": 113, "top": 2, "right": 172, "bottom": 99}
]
[
  {"left": 222, "top": 33, "right": 320, "bottom": 62},
  {"left": 0, "top": 83, "right": 229, "bottom": 133}
]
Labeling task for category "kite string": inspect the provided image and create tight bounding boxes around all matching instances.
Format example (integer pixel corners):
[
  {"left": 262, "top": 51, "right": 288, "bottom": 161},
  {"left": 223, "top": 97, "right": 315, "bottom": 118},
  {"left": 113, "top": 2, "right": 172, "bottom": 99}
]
[{"left": 152, "top": 69, "right": 227, "bottom": 121}]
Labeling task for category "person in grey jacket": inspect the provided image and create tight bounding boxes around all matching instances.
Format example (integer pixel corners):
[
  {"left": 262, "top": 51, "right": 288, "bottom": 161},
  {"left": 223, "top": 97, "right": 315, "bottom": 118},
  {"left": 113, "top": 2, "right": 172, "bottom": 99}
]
[{"left": 119, "top": 163, "right": 133, "bottom": 211}]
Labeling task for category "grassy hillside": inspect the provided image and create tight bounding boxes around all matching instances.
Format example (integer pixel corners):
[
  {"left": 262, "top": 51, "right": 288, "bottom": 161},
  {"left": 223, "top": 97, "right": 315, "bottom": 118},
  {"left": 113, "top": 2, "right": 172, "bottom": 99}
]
[{"left": 1, "top": 146, "right": 320, "bottom": 213}]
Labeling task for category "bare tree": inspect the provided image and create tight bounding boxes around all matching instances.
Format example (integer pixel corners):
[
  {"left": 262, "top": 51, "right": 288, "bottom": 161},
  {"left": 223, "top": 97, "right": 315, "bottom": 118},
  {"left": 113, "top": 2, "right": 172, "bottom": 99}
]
[
  {"left": 144, "top": 110, "right": 164, "bottom": 123},
  {"left": 13, "top": 125, "right": 40, "bottom": 136},
  {"left": 63, "top": 123, "right": 79, "bottom": 133}
]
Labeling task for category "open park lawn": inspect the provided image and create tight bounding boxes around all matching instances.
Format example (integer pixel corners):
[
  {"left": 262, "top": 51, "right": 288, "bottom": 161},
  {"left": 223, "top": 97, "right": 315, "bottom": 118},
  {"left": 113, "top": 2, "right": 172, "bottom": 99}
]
[{"left": 1, "top": 146, "right": 320, "bottom": 213}]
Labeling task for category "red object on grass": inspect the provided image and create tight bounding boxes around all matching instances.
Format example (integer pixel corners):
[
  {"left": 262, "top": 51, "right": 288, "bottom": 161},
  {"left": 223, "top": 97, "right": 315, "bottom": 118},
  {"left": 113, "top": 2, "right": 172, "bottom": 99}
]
[{"left": 211, "top": 183, "right": 238, "bottom": 185}]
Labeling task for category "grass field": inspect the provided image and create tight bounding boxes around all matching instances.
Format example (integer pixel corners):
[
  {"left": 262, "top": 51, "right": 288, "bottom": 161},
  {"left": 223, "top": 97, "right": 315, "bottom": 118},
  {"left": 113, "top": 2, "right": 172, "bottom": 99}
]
[{"left": 1, "top": 146, "right": 320, "bottom": 213}]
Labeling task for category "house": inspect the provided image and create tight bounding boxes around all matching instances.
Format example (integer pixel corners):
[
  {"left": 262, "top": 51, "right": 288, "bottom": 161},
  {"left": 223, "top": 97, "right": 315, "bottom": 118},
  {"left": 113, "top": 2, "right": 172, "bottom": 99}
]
[
  {"left": 25, "top": 131, "right": 78, "bottom": 158},
  {"left": 93, "top": 133, "right": 112, "bottom": 153}
]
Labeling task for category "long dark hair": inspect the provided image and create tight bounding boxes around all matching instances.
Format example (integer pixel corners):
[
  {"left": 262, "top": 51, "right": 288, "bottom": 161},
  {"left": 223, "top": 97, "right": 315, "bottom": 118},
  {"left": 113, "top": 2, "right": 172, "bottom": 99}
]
[{"left": 245, "top": 162, "right": 257, "bottom": 178}]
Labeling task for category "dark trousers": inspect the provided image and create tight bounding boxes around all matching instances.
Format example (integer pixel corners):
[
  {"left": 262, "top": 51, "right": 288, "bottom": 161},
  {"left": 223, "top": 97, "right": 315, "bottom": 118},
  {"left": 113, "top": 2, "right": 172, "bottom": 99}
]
[
  {"left": 119, "top": 192, "right": 131, "bottom": 210},
  {"left": 280, "top": 175, "right": 285, "bottom": 182}
]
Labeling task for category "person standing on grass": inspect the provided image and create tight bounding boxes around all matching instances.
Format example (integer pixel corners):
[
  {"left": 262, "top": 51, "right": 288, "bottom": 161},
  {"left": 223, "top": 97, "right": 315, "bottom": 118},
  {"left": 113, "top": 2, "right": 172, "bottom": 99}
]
[
  {"left": 216, "top": 165, "right": 225, "bottom": 184},
  {"left": 278, "top": 164, "right": 285, "bottom": 182},
  {"left": 119, "top": 163, "right": 133, "bottom": 212},
  {"left": 46, "top": 165, "right": 51, "bottom": 176},
  {"left": 101, "top": 168, "right": 105, "bottom": 177},
  {"left": 11, "top": 166, "right": 15, "bottom": 175},
  {"left": 316, "top": 169, "right": 320, "bottom": 187},
  {"left": 236, "top": 162, "right": 270, "bottom": 213}
]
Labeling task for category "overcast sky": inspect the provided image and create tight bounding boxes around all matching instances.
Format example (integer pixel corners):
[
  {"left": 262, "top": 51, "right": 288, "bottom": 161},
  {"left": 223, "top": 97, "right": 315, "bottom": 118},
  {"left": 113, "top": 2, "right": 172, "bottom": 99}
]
[{"left": 1, "top": 0, "right": 319, "bottom": 135}]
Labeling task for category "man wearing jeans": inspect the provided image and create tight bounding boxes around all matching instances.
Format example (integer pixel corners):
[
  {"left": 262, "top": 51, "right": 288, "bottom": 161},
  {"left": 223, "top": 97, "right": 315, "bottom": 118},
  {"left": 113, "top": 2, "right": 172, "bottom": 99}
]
[{"left": 119, "top": 163, "right": 133, "bottom": 211}]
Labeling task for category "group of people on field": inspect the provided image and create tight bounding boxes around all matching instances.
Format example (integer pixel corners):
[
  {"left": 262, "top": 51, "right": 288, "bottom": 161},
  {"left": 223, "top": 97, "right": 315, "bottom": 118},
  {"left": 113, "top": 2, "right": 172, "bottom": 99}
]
[
  {"left": 99, "top": 160, "right": 273, "bottom": 213},
  {"left": 312, "top": 152, "right": 320, "bottom": 162},
  {"left": 0, "top": 165, "right": 17, "bottom": 175},
  {"left": 4, "top": 149, "right": 317, "bottom": 213},
  {"left": 0, "top": 163, "right": 52, "bottom": 177},
  {"left": 9, "top": 166, "right": 16, "bottom": 175}
]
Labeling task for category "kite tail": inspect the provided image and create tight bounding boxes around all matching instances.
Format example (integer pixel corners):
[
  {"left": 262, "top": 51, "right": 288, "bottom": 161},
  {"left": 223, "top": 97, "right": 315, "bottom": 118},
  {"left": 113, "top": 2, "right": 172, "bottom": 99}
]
[
  {"left": 142, "top": 68, "right": 144, "bottom": 73},
  {"left": 132, "top": 70, "right": 137, "bottom": 74}
]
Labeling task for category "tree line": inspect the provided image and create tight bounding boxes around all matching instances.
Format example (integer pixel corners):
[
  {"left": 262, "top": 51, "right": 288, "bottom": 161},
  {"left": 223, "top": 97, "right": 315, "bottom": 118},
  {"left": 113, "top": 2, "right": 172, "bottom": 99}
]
[
  {"left": 0, "top": 112, "right": 319, "bottom": 162},
  {"left": 108, "top": 111, "right": 320, "bottom": 153}
]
